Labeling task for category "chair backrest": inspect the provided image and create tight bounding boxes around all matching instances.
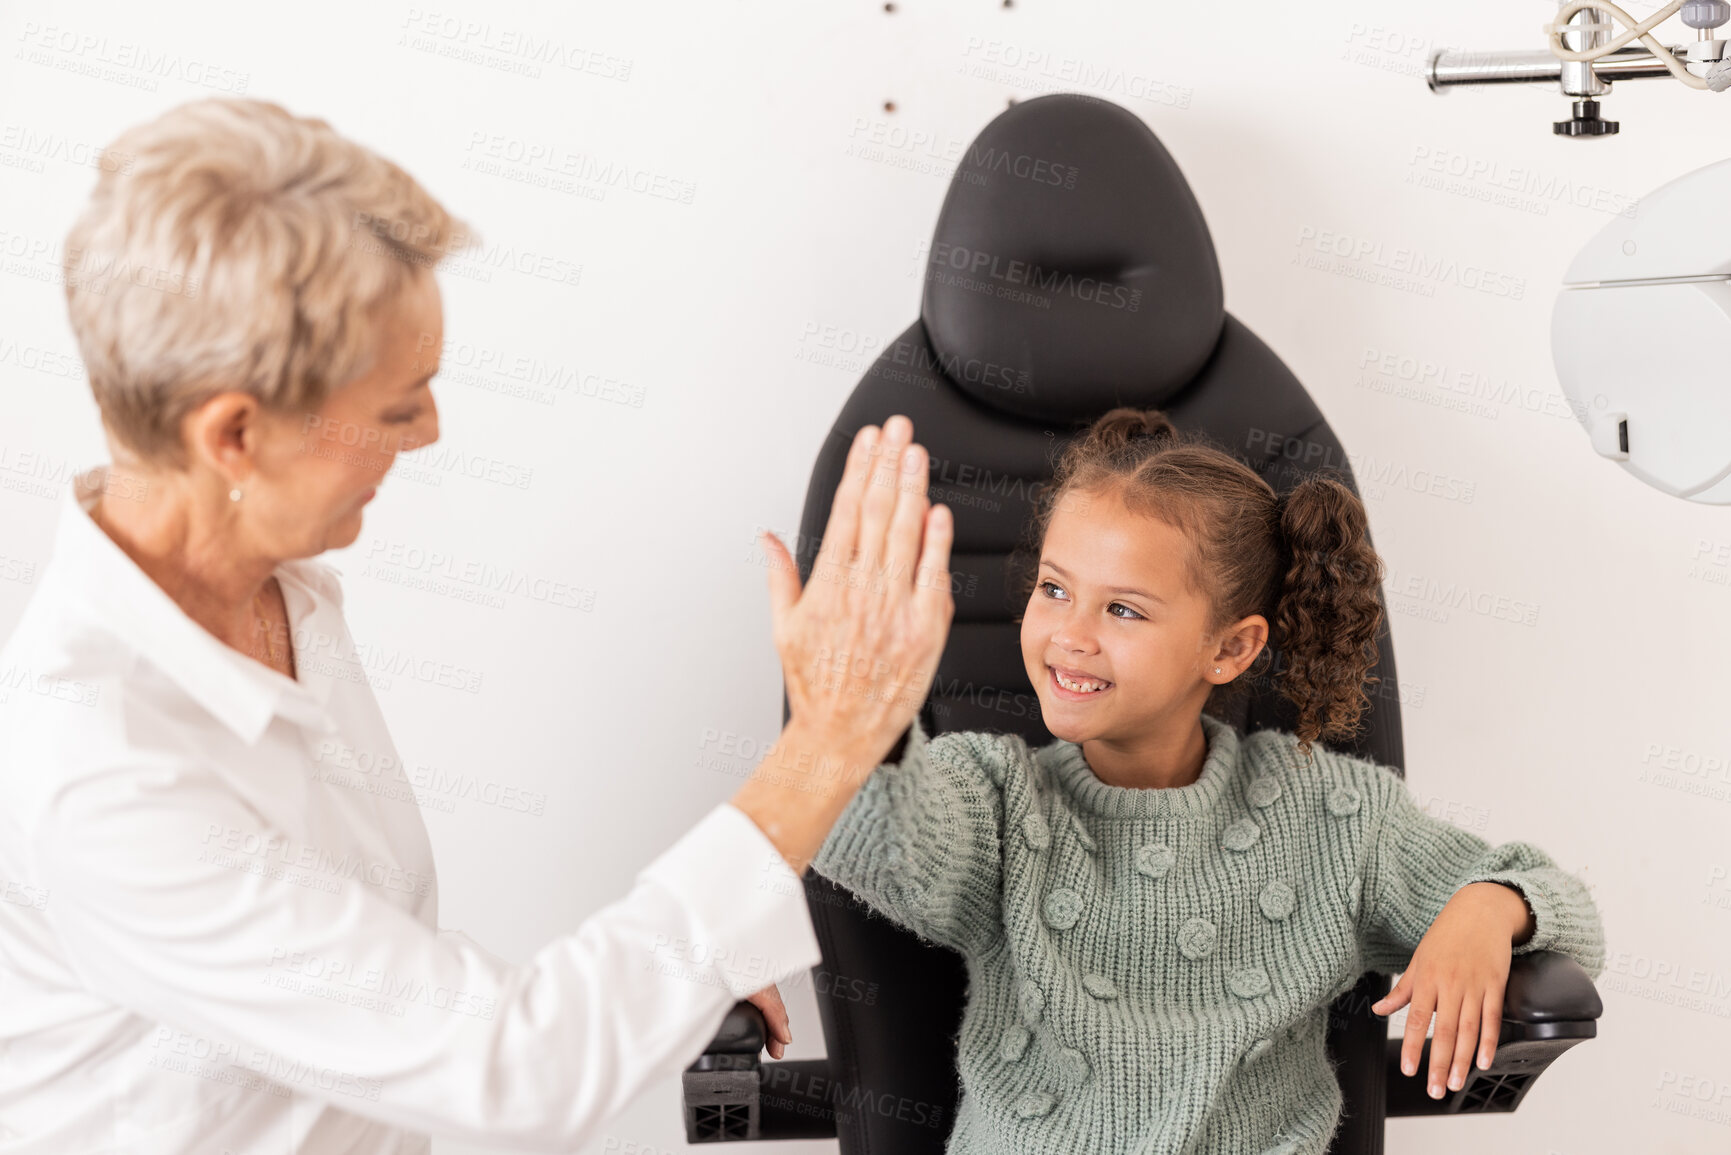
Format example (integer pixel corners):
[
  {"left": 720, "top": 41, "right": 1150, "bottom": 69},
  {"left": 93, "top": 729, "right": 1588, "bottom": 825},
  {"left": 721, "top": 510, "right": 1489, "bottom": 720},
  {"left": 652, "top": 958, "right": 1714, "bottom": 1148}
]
[{"left": 789, "top": 93, "right": 1406, "bottom": 1155}]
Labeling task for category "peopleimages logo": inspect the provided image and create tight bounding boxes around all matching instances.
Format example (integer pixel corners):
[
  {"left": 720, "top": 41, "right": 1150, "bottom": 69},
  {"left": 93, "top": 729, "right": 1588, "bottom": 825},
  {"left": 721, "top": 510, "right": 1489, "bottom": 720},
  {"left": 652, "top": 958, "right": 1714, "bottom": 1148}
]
[{"left": 927, "top": 241, "right": 1143, "bottom": 311}]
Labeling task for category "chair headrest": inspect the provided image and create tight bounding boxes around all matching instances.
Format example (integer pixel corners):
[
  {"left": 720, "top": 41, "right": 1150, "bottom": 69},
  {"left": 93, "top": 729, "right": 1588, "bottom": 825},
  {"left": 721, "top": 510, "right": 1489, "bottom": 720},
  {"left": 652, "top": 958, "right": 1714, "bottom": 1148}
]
[{"left": 920, "top": 93, "right": 1225, "bottom": 424}]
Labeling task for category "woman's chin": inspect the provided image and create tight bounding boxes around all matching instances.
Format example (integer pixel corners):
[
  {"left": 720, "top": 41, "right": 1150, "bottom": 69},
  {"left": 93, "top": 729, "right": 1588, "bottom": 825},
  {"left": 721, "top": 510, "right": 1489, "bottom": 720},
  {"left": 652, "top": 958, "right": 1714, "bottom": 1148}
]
[{"left": 324, "top": 508, "right": 365, "bottom": 551}]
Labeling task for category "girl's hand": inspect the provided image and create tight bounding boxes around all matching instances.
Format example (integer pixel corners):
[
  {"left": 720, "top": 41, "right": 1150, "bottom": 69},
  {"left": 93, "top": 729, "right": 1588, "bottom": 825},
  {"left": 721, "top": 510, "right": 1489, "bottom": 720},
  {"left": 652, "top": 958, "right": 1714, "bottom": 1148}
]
[
  {"left": 744, "top": 983, "right": 793, "bottom": 1060},
  {"left": 1369, "top": 881, "right": 1533, "bottom": 1099}
]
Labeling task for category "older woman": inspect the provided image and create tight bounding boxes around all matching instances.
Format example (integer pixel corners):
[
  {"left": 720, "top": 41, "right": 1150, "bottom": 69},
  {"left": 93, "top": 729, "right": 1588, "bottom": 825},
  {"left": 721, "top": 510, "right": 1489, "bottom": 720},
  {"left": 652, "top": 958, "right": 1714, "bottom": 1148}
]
[{"left": 0, "top": 98, "right": 954, "bottom": 1153}]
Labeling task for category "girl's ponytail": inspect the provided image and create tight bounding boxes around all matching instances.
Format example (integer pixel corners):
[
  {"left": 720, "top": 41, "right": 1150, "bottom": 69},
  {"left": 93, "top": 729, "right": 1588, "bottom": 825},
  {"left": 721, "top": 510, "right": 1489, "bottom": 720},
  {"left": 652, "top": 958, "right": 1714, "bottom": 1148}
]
[{"left": 1270, "top": 475, "right": 1386, "bottom": 760}]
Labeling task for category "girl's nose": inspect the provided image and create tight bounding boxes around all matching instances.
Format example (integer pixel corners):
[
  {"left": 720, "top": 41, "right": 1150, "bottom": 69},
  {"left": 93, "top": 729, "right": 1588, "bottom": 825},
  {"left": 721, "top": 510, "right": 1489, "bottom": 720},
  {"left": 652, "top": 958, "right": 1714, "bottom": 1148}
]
[{"left": 1051, "top": 624, "right": 1099, "bottom": 653}]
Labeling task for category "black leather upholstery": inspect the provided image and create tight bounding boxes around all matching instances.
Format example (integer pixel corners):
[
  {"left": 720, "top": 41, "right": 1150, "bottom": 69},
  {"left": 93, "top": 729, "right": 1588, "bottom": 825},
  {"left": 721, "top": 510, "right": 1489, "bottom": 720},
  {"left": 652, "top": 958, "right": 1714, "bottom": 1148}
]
[
  {"left": 921, "top": 93, "right": 1224, "bottom": 423},
  {"left": 785, "top": 93, "right": 1405, "bottom": 1155},
  {"left": 1503, "top": 951, "right": 1605, "bottom": 1024}
]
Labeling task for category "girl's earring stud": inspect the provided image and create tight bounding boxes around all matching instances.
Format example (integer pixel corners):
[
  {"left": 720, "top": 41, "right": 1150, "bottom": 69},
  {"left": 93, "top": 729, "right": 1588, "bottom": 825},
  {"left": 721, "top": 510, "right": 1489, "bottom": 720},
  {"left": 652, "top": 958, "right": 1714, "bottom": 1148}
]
[{"left": 229, "top": 486, "right": 243, "bottom": 502}]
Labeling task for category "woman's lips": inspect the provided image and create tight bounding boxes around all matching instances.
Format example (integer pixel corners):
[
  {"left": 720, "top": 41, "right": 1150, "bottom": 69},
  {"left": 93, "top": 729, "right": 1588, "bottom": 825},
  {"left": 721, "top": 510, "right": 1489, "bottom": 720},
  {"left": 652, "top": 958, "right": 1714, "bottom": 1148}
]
[{"left": 1048, "top": 665, "right": 1114, "bottom": 701}]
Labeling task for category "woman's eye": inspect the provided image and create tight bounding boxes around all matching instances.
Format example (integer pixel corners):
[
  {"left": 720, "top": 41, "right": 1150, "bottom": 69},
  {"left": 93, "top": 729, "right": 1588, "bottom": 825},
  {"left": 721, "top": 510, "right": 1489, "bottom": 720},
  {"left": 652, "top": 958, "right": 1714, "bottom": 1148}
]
[
  {"left": 1039, "top": 580, "right": 1066, "bottom": 599},
  {"left": 1109, "top": 602, "right": 1143, "bottom": 621}
]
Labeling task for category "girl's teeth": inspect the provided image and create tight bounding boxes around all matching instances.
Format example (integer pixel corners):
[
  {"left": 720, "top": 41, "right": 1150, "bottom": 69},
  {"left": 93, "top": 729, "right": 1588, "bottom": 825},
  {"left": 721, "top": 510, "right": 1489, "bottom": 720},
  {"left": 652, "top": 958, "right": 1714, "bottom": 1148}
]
[{"left": 1056, "top": 671, "right": 1108, "bottom": 692}]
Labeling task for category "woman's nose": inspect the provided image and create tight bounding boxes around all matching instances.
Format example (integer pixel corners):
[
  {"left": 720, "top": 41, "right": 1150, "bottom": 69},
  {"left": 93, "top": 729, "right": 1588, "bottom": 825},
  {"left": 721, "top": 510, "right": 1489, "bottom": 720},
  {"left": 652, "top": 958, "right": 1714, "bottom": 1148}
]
[{"left": 405, "top": 395, "right": 441, "bottom": 452}]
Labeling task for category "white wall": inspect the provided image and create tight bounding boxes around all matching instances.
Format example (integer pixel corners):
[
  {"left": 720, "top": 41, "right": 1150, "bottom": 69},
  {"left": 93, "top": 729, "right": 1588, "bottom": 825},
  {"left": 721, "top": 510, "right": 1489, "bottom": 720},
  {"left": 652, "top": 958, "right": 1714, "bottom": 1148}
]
[{"left": 1, "top": 2, "right": 1726, "bottom": 1152}]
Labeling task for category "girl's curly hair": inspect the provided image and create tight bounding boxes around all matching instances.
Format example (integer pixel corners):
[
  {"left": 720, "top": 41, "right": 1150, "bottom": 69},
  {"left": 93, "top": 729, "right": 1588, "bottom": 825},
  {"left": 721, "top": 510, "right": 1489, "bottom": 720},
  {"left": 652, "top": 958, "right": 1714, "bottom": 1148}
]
[{"left": 1012, "top": 406, "right": 1386, "bottom": 761}]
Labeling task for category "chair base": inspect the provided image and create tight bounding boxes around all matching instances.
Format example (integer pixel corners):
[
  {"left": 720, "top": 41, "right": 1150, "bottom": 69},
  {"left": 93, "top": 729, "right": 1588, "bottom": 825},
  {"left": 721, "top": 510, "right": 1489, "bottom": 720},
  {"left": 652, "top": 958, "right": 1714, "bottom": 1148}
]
[{"left": 684, "top": 1058, "right": 843, "bottom": 1143}]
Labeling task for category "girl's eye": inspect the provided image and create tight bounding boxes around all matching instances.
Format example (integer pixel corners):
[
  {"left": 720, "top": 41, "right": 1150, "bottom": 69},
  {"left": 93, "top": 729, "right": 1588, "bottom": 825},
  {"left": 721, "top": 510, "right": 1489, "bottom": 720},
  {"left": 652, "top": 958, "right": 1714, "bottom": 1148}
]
[
  {"left": 383, "top": 411, "right": 419, "bottom": 425},
  {"left": 1040, "top": 580, "right": 1142, "bottom": 621}
]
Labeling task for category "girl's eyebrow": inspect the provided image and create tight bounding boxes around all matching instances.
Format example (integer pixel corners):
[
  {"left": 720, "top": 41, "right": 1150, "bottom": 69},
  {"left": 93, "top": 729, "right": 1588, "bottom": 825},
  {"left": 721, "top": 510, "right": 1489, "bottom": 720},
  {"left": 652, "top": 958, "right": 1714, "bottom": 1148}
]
[{"left": 1041, "top": 560, "right": 1166, "bottom": 606}]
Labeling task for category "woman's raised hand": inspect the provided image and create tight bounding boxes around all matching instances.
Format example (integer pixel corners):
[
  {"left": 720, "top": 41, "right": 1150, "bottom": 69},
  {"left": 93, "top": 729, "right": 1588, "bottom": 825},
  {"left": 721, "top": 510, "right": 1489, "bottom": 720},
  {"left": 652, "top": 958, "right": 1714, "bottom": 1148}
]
[{"left": 758, "top": 415, "right": 955, "bottom": 768}]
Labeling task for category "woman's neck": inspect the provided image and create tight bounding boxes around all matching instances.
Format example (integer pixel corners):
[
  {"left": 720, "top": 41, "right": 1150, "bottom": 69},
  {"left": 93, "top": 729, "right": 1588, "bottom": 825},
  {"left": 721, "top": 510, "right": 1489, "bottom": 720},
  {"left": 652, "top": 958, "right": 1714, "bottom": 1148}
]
[
  {"left": 1081, "top": 716, "right": 1209, "bottom": 791},
  {"left": 88, "top": 466, "right": 279, "bottom": 651}
]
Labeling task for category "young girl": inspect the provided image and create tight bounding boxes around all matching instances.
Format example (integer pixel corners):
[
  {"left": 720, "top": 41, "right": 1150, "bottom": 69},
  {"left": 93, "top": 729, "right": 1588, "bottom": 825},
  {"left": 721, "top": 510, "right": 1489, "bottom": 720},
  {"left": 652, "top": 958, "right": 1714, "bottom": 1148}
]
[{"left": 809, "top": 407, "right": 1606, "bottom": 1155}]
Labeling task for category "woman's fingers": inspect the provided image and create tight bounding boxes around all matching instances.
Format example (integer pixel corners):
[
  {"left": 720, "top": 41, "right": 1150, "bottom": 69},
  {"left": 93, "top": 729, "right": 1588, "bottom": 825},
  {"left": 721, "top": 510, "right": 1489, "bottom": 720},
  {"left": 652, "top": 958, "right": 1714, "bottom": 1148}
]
[
  {"left": 913, "top": 504, "right": 955, "bottom": 632},
  {"left": 855, "top": 417, "right": 912, "bottom": 578},
  {"left": 876, "top": 500, "right": 953, "bottom": 720},
  {"left": 882, "top": 441, "right": 930, "bottom": 597},
  {"left": 745, "top": 984, "right": 792, "bottom": 1060},
  {"left": 813, "top": 423, "right": 880, "bottom": 577},
  {"left": 761, "top": 529, "right": 801, "bottom": 633}
]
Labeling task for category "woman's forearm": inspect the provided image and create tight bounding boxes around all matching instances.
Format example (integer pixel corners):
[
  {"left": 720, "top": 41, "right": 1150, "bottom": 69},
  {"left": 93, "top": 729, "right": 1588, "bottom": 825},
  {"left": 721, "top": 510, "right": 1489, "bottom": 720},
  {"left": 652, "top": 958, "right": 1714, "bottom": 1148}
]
[{"left": 729, "top": 718, "right": 887, "bottom": 876}]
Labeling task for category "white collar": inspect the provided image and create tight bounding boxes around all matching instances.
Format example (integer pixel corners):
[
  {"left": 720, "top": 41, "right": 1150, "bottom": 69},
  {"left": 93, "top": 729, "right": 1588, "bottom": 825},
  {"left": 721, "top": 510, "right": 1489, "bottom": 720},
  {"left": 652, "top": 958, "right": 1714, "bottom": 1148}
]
[{"left": 49, "top": 466, "right": 343, "bottom": 745}]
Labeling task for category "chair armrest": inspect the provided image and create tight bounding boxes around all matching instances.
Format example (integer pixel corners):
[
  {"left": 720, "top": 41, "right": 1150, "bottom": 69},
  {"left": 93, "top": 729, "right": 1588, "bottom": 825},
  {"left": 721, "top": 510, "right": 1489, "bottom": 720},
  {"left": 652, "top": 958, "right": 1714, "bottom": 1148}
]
[
  {"left": 699, "top": 1001, "right": 769, "bottom": 1058},
  {"left": 1502, "top": 947, "right": 1604, "bottom": 1025},
  {"left": 681, "top": 1001, "right": 841, "bottom": 1143},
  {"left": 1386, "top": 949, "right": 1602, "bottom": 1116}
]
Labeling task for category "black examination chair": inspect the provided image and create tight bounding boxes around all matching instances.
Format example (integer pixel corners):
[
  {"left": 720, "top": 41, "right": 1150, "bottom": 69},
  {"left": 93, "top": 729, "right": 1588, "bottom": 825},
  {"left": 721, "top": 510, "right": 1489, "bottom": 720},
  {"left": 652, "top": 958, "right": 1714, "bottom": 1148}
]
[{"left": 681, "top": 93, "right": 1601, "bottom": 1154}]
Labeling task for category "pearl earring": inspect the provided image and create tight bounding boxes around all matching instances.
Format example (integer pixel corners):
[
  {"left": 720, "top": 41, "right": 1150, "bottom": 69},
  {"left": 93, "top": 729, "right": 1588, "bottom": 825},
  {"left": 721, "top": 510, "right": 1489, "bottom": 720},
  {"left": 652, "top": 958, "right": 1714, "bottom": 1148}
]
[
  {"left": 1214, "top": 667, "right": 1222, "bottom": 674},
  {"left": 229, "top": 487, "right": 243, "bottom": 502}
]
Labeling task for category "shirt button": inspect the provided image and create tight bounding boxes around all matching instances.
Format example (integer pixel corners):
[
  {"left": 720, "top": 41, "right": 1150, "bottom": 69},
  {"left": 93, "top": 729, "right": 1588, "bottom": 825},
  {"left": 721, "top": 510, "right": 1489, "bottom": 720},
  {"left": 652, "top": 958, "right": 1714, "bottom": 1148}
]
[
  {"left": 1022, "top": 809, "right": 1051, "bottom": 850},
  {"left": 999, "top": 1025, "right": 1031, "bottom": 1062}
]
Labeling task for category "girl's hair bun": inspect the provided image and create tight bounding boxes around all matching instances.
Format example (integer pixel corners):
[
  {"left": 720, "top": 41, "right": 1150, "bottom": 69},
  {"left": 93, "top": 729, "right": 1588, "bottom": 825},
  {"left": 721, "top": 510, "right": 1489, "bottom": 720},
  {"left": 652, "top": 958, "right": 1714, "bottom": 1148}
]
[{"left": 1078, "top": 408, "right": 1181, "bottom": 457}]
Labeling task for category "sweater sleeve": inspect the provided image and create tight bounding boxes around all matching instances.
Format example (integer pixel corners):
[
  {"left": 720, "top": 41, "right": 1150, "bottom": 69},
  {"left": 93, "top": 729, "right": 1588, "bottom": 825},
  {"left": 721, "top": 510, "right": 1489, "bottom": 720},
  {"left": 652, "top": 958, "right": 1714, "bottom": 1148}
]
[
  {"left": 810, "top": 715, "right": 1005, "bottom": 955},
  {"left": 1357, "top": 768, "right": 1606, "bottom": 981}
]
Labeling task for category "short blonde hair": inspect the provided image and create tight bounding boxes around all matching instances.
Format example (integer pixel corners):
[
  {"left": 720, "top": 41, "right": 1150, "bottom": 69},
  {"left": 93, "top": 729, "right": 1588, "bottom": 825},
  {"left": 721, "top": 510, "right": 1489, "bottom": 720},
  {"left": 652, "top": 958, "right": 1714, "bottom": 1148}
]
[{"left": 63, "top": 97, "right": 473, "bottom": 465}]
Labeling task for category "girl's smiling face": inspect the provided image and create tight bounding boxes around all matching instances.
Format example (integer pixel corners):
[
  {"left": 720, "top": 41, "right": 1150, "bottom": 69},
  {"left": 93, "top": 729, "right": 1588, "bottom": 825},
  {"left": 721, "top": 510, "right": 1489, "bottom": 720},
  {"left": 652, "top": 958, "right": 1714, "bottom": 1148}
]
[{"left": 1020, "top": 483, "right": 1265, "bottom": 748}]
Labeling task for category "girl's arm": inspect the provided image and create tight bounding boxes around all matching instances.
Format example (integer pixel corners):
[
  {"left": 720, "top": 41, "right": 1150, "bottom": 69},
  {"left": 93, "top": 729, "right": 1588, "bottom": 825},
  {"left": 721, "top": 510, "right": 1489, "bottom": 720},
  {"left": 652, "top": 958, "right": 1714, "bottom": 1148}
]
[
  {"left": 1354, "top": 768, "right": 1606, "bottom": 1104},
  {"left": 1356, "top": 774, "right": 1606, "bottom": 979},
  {"left": 809, "top": 715, "right": 1006, "bottom": 955}
]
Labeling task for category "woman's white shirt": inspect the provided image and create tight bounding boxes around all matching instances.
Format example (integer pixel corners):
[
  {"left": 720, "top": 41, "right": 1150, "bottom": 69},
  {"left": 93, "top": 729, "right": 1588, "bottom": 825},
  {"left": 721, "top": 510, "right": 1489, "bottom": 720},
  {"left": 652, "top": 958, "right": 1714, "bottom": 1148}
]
[{"left": 0, "top": 467, "right": 823, "bottom": 1154}]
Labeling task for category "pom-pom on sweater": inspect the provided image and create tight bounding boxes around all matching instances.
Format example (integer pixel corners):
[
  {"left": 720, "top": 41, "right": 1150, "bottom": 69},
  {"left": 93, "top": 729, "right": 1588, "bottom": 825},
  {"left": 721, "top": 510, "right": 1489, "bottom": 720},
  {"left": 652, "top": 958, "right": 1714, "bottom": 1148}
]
[{"left": 811, "top": 712, "right": 1607, "bottom": 1154}]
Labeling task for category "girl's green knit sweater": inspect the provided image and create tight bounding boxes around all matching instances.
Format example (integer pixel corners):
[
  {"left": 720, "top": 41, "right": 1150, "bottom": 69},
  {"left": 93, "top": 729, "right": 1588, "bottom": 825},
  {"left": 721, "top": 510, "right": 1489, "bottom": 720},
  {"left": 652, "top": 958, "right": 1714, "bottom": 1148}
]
[{"left": 811, "top": 711, "right": 1607, "bottom": 1154}]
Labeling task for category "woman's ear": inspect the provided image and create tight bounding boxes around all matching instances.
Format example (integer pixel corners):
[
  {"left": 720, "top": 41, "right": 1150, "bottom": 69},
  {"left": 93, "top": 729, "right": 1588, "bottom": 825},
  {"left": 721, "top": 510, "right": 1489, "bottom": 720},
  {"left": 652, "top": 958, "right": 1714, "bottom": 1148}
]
[{"left": 181, "top": 391, "right": 262, "bottom": 487}]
